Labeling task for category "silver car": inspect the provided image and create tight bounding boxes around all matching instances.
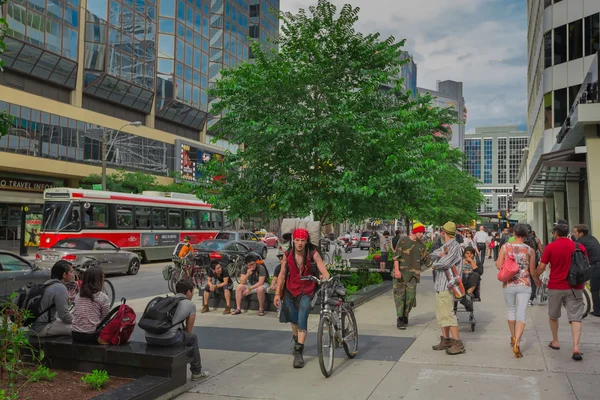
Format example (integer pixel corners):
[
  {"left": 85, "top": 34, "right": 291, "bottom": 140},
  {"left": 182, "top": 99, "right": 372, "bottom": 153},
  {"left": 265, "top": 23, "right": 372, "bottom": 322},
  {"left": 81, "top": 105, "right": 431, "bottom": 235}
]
[
  {"left": 36, "top": 238, "right": 141, "bottom": 275},
  {"left": 0, "top": 251, "right": 51, "bottom": 301}
]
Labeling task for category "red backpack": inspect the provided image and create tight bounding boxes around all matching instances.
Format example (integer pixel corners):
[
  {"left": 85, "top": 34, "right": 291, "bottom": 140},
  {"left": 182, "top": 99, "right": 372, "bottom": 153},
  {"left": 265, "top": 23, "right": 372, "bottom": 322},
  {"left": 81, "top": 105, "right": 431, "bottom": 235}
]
[{"left": 97, "top": 298, "right": 137, "bottom": 345}]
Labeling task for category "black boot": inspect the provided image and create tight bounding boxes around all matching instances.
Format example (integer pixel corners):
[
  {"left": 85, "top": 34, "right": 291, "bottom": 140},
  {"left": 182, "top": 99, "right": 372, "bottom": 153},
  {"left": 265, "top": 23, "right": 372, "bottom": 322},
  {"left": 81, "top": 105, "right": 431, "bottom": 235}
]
[
  {"left": 397, "top": 316, "right": 406, "bottom": 330},
  {"left": 403, "top": 315, "right": 409, "bottom": 326},
  {"left": 460, "top": 295, "right": 474, "bottom": 312},
  {"left": 292, "top": 335, "right": 298, "bottom": 354},
  {"left": 293, "top": 344, "right": 305, "bottom": 368}
]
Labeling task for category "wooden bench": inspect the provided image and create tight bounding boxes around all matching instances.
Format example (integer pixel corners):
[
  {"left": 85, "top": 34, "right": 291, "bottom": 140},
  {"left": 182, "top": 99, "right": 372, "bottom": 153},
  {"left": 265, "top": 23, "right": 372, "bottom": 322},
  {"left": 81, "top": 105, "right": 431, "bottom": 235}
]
[{"left": 30, "top": 336, "right": 193, "bottom": 400}]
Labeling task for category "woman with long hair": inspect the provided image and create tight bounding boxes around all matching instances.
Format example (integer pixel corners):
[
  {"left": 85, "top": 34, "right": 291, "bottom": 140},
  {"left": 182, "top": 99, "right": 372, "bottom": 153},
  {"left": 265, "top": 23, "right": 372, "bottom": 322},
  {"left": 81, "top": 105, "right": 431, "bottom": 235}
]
[
  {"left": 496, "top": 223, "right": 536, "bottom": 358},
  {"left": 72, "top": 266, "right": 111, "bottom": 343}
]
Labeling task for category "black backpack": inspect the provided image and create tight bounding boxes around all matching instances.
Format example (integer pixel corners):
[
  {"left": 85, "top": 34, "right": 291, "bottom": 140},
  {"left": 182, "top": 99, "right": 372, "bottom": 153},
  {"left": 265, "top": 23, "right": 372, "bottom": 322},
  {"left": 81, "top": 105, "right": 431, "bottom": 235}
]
[
  {"left": 568, "top": 243, "right": 593, "bottom": 286},
  {"left": 138, "top": 296, "right": 185, "bottom": 335},
  {"left": 524, "top": 234, "right": 541, "bottom": 264},
  {"left": 15, "top": 281, "right": 58, "bottom": 327}
]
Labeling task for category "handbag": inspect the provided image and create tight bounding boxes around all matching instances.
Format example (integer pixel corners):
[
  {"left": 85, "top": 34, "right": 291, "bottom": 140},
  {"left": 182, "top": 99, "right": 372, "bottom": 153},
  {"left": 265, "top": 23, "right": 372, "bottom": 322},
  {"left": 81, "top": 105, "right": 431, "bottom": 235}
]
[{"left": 497, "top": 244, "right": 519, "bottom": 283}]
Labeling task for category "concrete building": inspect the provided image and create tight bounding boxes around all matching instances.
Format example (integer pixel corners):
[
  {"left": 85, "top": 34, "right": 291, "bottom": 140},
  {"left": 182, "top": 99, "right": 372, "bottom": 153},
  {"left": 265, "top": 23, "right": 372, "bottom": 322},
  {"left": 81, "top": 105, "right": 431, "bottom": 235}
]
[
  {"left": 0, "top": 0, "right": 279, "bottom": 249},
  {"left": 464, "top": 126, "right": 528, "bottom": 223},
  {"left": 418, "top": 80, "right": 467, "bottom": 151},
  {"left": 516, "top": 0, "right": 600, "bottom": 243}
]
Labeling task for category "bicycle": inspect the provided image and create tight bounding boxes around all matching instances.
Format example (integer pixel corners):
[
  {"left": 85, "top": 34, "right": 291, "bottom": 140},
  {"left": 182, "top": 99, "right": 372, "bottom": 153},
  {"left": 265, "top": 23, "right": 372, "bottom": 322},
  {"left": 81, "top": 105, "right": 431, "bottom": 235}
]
[
  {"left": 300, "top": 275, "right": 359, "bottom": 378},
  {"left": 66, "top": 256, "right": 116, "bottom": 310},
  {"left": 226, "top": 255, "right": 246, "bottom": 284},
  {"left": 535, "top": 266, "right": 592, "bottom": 319},
  {"left": 168, "top": 253, "right": 209, "bottom": 294}
]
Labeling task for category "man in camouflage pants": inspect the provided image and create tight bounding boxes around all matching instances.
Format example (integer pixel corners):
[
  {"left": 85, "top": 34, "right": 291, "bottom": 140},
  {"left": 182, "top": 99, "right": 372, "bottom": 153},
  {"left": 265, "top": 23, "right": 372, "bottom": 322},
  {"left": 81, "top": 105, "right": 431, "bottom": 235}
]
[{"left": 392, "top": 222, "right": 432, "bottom": 330}]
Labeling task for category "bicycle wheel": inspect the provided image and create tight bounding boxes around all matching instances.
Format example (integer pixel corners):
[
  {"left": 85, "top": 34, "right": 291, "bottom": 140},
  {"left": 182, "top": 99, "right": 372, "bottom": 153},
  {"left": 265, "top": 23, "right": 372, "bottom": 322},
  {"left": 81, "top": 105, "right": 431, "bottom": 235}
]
[
  {"left": 66, "top": 281, "right": 79, "bottom": 311},
  {"left": 582, "top": 287, "right": 591, "bottom": 319},
  {"left": 321, "top": 252, "right": 331, "bottom": 265},
  {"left": 317, "top": 314, "right": 335, "bottom": 378},
  {"left": 169, "top": 269, "right": 182, "bottom": 294},
  {"left": 193, "top": 268, "right": 208, "bottom": 291},
  {"left": 103, "top": 280, "right": 116, "bottom": 308},
  {"left": 342, "top": 305, "right": 358, "bottom": 359},
  {"left": 230, "top": 261, "right": 243, "bottom": 284}
]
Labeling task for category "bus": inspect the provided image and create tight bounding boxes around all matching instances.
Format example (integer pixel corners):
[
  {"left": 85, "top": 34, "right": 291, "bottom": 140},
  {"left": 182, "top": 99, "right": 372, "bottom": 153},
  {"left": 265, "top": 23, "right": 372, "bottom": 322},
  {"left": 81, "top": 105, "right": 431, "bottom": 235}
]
[{"left": 39, "top": 188, "right": 227, "bottom": 262}]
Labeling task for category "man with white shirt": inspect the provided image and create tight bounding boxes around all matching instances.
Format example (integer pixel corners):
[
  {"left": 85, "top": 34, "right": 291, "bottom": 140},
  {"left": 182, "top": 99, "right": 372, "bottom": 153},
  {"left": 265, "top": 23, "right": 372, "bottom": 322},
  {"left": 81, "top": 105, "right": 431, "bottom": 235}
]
[{"left": 474, "top": 226, "right": 488, "bottom": 260}]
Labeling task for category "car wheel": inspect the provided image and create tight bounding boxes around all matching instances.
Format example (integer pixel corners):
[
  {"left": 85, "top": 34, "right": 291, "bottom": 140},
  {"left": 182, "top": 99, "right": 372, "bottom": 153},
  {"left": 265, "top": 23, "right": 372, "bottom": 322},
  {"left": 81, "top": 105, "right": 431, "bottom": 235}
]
[
  {"left": 261, "top": 246, "right": 268, "bottom": 259},
  {"left": 127, "top": 258, "right": 140, "bottom": 275}
]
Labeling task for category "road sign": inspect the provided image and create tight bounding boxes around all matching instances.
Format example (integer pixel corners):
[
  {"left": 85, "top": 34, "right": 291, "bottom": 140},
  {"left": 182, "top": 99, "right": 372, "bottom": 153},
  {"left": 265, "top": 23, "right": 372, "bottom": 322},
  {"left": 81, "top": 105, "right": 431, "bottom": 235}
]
[{"left": 92, "top": 184, "right": 102, "bottom": 190}]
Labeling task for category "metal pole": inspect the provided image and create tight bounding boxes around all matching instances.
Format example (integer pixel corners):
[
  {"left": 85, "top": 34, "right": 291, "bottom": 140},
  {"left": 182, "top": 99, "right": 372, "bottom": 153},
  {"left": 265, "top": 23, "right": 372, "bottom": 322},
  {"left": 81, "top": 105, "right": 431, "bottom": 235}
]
[{"left": 101, "top": 129, "right": 108, "bottom": 191}]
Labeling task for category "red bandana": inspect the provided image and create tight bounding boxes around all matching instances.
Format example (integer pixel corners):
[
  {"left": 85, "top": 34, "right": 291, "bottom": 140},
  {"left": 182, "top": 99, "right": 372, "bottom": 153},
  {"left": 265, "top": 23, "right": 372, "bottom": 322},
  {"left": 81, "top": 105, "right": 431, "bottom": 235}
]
[{"left": 293, "top": 228, "right": 309, "bottom": 241}]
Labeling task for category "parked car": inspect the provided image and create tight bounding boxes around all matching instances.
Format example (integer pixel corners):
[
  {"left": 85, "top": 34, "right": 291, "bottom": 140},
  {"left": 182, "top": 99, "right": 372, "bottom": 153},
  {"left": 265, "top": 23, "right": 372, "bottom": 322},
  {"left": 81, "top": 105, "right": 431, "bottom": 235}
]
[
  {"left": 255, "top": 231, "right": 279, "bottom": 248},
  {"left": 351, "top": 236, "right": 359, "bottom": 248},
  {"left": 0, "top": 251, "right": 51, "bottom": 301},
  {"left": 215, "top": 231, "right": 269, "bottom": 259},
  {"left": 36, "top": 238, "right": 141, "bottom": 275},
  {"left": 358, "top": 231, "right": 372, "bottom": 250},
  {"left": 194, "top": 239, "right": 251, "bottom": 268}
]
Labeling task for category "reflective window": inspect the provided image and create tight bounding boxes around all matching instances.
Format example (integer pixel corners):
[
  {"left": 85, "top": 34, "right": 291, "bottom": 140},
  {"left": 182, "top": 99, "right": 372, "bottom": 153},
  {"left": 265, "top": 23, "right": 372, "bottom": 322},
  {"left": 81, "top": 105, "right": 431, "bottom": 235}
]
[
  {"left": 569, "top": 19, "right": 582, "bottom": 61},
  {"left": 84, "top": 204, "right": 108, "bottom": 228},
  {"left": 136, "top": 207, "right": 151, "bottom": 228},
  {"left": 544, "top": 92, "right": 552, "bottom": 130},
  {"left": 483, "top": 139, "right": 492, "bottom": 184},
  {"left": 464, "top": 139, "right": 481, "bottom": 180},
  {"left": 184, "top": 211, "right": 197, "bottom": 229},
  {"left": 569, "top": 84, "right": 581, "bottom": 111},
  {"left": 544, "top": 31, "right": 551, "bottom": 68},
  {"left": 509, "top": 137, "right": 528, "bottom": 184},
  {"left": 498, "top": 138, "right": 507, "bottom": 184},
  {"left": 585, "top": 13, "right": 600, "bottom": 57},
  {"left": 160, "top": 0, "right": 175, "bottom": 17},
  {"left": 544, "top": 0, "right": 552, "bottom": 8},
  {"left": 152, "top": 208, "right": 167, "bottom": 229},
  {"left": 554, "top": 24, "right": 567, "bottom": 65},
  {"left": 554, "top": 88, "right": 567, "bottom": 128},
  {"left": 168, "top": 210, "right": 182, "bottom": 229},
  {"left": 116, "top": 206, "right": 134, "bottom": 228}
]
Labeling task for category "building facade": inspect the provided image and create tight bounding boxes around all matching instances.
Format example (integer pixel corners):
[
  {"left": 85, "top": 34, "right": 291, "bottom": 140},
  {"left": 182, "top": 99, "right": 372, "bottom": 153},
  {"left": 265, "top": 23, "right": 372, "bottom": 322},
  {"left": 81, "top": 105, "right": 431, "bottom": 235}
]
[
  {"left": 464, "top": 126, "right": 528, "bottom": 221},
  {"left": 517, "top": 0, "right": 599, "bottom": 243},
  {"left": 418, "top": 80, "right": 467, "bottom": 151},
  {"left": 0, "top": 0, "right": 279, "bottom": 249}
]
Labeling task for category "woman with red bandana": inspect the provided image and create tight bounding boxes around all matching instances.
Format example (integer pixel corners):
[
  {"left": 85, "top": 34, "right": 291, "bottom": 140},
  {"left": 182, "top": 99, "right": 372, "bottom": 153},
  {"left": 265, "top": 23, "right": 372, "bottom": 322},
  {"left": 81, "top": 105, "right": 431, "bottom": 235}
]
[{"left": 274, "top": 228, "right": 330, "bottom": 368}]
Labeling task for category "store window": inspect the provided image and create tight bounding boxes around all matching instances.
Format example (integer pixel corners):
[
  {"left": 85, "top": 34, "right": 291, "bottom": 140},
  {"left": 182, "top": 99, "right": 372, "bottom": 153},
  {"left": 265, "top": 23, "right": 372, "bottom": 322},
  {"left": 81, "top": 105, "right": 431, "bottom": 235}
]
[{"left": 554, "top": 25, "right": 567, "bottom": 65}]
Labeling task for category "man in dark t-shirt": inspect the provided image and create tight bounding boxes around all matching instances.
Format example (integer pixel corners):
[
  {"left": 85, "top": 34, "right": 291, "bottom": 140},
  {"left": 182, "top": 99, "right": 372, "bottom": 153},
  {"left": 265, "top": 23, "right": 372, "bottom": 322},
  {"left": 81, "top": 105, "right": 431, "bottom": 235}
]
[
  {"left": 535, "top": 223, "right": 588, "bottom": 361},
  {"left": 573, "top": 224, "right": 600, "bottom": 317},
  {"left": 392, "top": 230, "right": 401, "bottom": 252},
  {"left": 202, "top": 260, "right": 233, "bottom": 314},
  {"left": 232, "top": 253, "right": 270, "bottom": 316}
]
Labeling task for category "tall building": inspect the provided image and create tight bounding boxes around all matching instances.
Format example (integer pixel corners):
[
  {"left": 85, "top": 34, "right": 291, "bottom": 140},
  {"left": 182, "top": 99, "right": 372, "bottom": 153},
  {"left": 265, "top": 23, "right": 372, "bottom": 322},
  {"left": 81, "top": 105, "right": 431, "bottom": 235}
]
[
  {"left": 418, "top": 80, "right": 467, "bottom": 151},
  {"left": 0, "top": 0, "right": 279, "bottom": 249},
  {"left": 381, "top": 52, "right": 417, "bottom": 98},
  {"left": 464, "top": 126, "right": 528, "bottom": 223},
  {"left": 517, "top": 0, "right": 599, "bottom": 242}
]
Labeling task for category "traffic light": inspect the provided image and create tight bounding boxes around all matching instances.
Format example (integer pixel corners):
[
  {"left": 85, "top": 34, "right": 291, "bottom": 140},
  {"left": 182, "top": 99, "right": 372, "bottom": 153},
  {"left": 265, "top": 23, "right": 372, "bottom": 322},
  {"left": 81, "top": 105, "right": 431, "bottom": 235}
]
[{"left": 497, "top": 211, "right": 501, "bottom": 219}]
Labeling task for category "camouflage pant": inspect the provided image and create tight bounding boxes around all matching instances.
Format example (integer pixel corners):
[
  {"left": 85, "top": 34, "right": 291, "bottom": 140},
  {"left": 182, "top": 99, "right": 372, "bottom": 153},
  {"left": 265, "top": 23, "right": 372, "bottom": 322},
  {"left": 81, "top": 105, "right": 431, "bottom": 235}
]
[{"left": 393, "top": 278, "right": 417, "bottom": 318}]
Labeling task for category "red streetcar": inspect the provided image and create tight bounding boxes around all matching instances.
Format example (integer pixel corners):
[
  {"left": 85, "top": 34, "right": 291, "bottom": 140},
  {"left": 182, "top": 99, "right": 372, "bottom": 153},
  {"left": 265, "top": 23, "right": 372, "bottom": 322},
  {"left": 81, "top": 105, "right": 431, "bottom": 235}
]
[{"left": 39, "top": 188, "right": 227, "bottom": 262}]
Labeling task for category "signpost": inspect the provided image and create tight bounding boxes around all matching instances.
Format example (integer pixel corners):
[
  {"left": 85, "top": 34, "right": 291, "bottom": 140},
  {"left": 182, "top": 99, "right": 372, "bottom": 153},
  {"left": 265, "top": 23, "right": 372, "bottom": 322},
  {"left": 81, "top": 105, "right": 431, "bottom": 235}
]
[{"left": 20, "top": 204, "right": 43, "bottom": 256}]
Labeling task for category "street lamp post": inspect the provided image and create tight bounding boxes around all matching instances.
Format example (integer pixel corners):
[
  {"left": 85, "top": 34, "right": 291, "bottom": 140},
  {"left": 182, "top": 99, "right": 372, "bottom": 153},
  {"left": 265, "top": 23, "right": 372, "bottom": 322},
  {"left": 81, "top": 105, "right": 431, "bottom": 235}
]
[{"left": 101, "top": 121, "right": 142, "bottom": 190}]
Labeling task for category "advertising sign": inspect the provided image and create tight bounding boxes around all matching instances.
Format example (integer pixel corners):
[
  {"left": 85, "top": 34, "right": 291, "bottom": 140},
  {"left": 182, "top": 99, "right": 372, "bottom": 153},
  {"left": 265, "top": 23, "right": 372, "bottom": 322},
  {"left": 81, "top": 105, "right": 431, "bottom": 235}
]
[
  {"left": 141, "top": 233, "right": 180, "bottom": 247},
  {"left": 175, "top": 139, "right": 224, "bottom": 183},
  {"left": 0, "top": 176, "right": 57, "bottom": 193},
  {"left": 24, "top": 210, "right": 43, "bottom": 247}
]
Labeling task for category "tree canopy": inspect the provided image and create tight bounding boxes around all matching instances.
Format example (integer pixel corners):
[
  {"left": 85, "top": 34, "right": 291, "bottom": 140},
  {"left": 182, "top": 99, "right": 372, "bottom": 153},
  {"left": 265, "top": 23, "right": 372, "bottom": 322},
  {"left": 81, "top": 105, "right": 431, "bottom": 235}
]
[
  {"left": 195, "top": 0, "right": 480, "bottom": 224},
  {"left": 80, "top": 170, "right": 198, "bottom": 195}
]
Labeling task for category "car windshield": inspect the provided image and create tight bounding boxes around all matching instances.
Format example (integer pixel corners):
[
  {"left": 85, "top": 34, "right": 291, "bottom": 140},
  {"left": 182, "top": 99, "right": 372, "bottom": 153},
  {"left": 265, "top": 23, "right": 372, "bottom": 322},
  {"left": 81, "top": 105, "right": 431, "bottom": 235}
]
[
  {"left": 43, "top": 202, "right": 81, "bottom": 232},
  {"left": 52, "top": 240, "right": 92, "bottom": 250},
  {"left": 215, "top": 232, "right": 233, "bottom": 240},
  {"left": 198, "top": 240, "right": 227, "bottom": 250}
]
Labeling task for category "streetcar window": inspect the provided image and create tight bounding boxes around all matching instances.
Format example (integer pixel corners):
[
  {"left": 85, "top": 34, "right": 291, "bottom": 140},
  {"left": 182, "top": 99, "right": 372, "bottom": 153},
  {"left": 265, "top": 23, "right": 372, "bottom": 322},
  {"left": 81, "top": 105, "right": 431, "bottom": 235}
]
[
  {"left": 199, "top": 211, "right": 210, "bottom": 229},
  {"left": 84, "top": 204, "right": 108, "bottom": 229},
  {"left": 152, "top": 208, "right": 167, "bottom": 229},
  {"left": 211, "top": 212, "right": 223, "bottom": 229},
  {"left": 116, "top": 206, "right": 134, "bottom": 228},
  {"left": 184, "top": 210, "right": 197, "bottom": 229},
  {"left": 135, "top": 207, "right": 151, "bottom": 229},
  {"left": 168, "top": 210, "right": 182, "bottom": 229}
]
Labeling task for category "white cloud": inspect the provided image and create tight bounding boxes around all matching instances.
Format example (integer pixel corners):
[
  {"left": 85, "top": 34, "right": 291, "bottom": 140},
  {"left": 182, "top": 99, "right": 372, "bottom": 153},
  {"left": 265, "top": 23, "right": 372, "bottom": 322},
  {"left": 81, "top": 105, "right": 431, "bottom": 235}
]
[{"left": 280, "top": 0, "right": 527, "bottom": 132}]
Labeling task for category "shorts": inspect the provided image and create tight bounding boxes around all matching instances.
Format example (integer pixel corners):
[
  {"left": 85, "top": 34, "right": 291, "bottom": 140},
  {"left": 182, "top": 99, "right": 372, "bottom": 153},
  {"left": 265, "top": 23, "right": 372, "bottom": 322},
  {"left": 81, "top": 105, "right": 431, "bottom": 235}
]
[
  {"left": 244, "top": 282, "right": 270, "bottom": 295},
  {"left": 380, "top": 252, "right": 389, "bottom": 263},
  {"left": 204, "top": 278, "right": 233, "bottom": 294},
  {"left": 435, "top": 290, "right": 458, "bottom": 327},
  {"left": 548, "top": 289, "right": 584, "bottom": 322},
  {"left": 279, "top": 293, "right": 312, "bottom": 331}
]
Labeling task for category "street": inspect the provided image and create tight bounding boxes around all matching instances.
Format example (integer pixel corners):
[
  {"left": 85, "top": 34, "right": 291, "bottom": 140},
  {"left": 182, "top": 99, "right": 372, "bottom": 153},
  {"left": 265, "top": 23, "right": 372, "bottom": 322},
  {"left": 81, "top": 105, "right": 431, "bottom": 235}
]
[{"left": 110, "top": 245, "right": 368, "bottom": 301}]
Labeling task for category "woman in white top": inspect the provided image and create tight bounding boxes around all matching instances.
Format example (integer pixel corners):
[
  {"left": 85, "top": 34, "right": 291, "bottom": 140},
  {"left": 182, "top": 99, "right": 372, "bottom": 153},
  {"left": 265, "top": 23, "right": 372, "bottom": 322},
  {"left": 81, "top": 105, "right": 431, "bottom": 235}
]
[{"left": 72, "top": 266, "right": 110, "bottom": 343}]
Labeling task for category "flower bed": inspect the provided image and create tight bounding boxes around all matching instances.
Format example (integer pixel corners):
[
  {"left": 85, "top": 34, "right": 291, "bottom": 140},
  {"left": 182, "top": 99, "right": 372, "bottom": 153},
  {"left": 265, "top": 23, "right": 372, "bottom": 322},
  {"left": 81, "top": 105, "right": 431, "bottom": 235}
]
[{"left": 328, "top": 265, "right": 383, "bottom": 295}]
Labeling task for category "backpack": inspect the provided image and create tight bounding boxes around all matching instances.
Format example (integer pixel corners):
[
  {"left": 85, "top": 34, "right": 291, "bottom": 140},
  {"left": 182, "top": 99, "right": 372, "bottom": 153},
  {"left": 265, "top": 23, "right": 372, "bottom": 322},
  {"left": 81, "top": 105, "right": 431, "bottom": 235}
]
[
  {"left": 524, "top": 234, "right": 540, "bottom": 264},
  {"left": 138, "top": 296, "right": 185, "bottom": 335},
  {"left": 97, "top": 298, "right": 136, "bottom": 345},
  {"left": 15, "top": 281, "right": 58, "bottom": 327},
  {"left": 567, "top": 243, "right": 592, "bottom": 286}
]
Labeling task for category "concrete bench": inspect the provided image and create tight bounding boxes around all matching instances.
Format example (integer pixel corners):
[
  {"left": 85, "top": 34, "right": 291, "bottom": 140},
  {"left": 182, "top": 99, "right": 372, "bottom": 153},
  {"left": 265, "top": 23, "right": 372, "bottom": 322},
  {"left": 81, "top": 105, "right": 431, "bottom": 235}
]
[
  {"left": 30, "top": 336, "right": 193, "bottom": 399},
  {"left": 204, "top": 290, "right": 278, "bottom": 312}
]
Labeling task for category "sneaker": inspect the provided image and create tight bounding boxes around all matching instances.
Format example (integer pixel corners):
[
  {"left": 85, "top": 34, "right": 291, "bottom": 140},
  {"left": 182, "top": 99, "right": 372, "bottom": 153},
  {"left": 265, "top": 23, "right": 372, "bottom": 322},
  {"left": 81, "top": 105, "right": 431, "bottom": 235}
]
[
  {"left": 397, "top": 317, "right": 406, "bottom": 330},
  {"left": 223, "top": 307, "right": 231, "bottom": 315},
  {"left": 201, "top": 305, "right": 209, "bottom": 313},
  {"left": 191, "top": 371, "right": 209, "bottom": 381},
  {"left": 528, "top": 301, "right": 533, "bottom": 307},
  {"left": 445, "top": 339, "right": 466, "bottom": 355}
]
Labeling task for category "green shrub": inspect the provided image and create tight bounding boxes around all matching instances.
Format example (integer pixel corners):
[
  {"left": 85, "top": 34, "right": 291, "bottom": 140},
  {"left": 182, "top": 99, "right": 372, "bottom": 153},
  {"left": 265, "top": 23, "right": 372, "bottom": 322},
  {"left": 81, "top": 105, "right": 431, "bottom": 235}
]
[
  {"left": 367, "top": 272, "right": 383, "bottom": 286},
  {"left": 81, "top": 370, "right": 110, "bottom": 391},
  {"left": 27, "top": 366, "right": 56, "bottom": 383}
]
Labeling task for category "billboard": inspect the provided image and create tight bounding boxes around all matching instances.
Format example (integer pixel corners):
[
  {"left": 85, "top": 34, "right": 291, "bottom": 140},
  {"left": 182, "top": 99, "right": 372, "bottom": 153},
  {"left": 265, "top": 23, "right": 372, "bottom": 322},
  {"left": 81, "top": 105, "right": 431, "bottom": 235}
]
[{"left": 175, "top": 139, "right": 223, "bottom": 183}]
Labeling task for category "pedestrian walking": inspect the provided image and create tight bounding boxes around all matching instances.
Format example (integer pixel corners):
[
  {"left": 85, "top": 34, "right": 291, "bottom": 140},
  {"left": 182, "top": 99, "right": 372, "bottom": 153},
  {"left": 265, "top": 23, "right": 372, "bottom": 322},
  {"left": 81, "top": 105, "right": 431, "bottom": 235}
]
[
  {"left": 573, "top": 224, "right": 600, "bottom": 317},
  {"left": 379, "top": 231, "right": 393, "bottom": 272},
  {"left": 392, "top": 223, "right": 432, "bottom": 330},
  {"left": 430, "top": 222, "right": 466, "bottom": 355},
  {"left": 496, "top": 224, "right": 536, "bottom": 358},
  {"left": 535, "top": 223, "right": 588, "bottom": 361},
  {"left": 474, "top": 226, "right": 488, "bottom": 259}
]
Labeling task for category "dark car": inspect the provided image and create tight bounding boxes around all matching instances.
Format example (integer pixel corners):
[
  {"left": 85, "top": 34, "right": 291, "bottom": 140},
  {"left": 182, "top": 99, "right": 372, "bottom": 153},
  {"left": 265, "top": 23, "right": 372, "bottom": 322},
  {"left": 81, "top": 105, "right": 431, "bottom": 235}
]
[
  {"left": 194, "top": 239, "right": 251, "bottom": 269},
  {"left": 215, "top": 231, "right": 269, "bottom": 259},
  {"left": 0, "top": 251, "right": 51, "bottom": 301}
]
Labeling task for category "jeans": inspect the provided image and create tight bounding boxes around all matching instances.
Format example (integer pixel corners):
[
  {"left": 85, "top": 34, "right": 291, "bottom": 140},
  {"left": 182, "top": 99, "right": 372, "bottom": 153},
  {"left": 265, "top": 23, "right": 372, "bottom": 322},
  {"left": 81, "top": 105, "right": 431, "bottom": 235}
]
[
  {"left": 280, "top": 294, "right": 312, "bottom": 331},
  {"left": 37, "top": 319, "right": 72, "bottom": 337},
  {"left": 146, "top": 330, "right": 202, "bottom": 374},
  {"left": 529, "top": 275, "right": 537, "bottom": 302},
  {"left": 591, "top": 265, "right": 600, "bottom": 314},
  {"left": 503, "top": 285, "right": 531, "bottom": 323}
]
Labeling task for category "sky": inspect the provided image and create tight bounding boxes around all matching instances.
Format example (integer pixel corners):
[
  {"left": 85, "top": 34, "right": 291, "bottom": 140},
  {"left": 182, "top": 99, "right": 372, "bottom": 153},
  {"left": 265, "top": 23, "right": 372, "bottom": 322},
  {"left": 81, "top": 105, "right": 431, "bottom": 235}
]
[{"left": 280, "top": 0, "right": 528, "bottom": 134}]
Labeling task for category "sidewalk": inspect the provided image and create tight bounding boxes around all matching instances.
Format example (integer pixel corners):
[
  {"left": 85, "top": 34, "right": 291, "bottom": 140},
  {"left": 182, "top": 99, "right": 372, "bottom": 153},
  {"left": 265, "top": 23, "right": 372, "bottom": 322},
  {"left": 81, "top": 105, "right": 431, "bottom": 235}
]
[{"left": 126, "top": 258, "right": 600, "bottom": 400}]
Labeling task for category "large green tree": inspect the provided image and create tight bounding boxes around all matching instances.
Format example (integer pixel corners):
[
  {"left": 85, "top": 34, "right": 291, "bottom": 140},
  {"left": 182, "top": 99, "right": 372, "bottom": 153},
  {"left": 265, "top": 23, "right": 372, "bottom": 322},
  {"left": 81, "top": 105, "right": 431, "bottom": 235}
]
[
  {"left": 80, "top": 170, "right": 198, "bottom": 195},
  {"left": 196, "top": 0, "right": 465, "bottom": 224},
  {"left": 0, "top": 0, "right": 11, "bottom": 137}
]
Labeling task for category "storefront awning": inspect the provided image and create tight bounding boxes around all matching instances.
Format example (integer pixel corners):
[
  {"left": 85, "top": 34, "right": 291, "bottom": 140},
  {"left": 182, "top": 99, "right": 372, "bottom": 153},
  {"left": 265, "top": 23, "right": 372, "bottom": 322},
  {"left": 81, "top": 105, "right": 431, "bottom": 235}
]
[{"left": 513, "top": 148, "right": 586, "bottom": 200}]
